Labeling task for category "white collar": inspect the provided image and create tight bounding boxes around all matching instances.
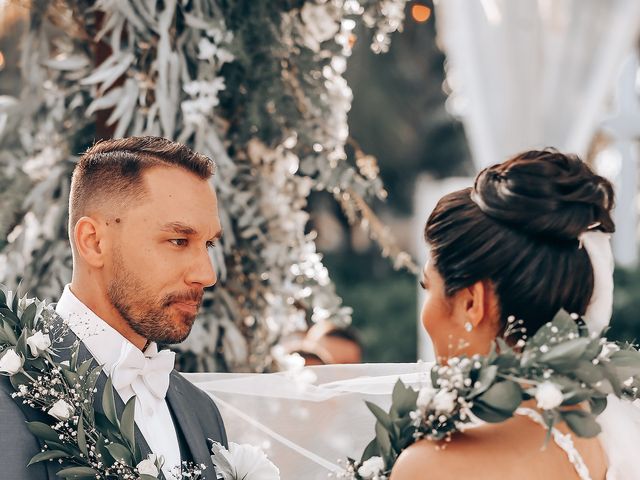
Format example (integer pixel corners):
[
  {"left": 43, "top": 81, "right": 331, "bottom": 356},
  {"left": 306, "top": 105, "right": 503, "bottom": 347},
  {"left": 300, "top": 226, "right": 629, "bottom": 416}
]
[{"left": 55, "top": 284, "right": 158, "bottom": 370}]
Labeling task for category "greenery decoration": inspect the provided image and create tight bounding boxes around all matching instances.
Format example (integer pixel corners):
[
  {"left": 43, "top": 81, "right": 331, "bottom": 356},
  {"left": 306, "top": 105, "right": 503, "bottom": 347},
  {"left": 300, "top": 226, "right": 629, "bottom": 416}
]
[
  {"left": 0, "top": 287, "right": 209, "bottom": 479},
  {"left": 0, "top": 1, "right": 416, "bottom": 373},
  {"left": 340, "top": 310, "right": 640, "bottom": 479}
]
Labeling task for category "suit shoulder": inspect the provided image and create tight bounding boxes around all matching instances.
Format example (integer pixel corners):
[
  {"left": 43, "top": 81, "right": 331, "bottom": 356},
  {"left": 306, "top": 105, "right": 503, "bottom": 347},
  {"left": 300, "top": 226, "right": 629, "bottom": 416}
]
[{"left": 170, "top": 371, "right": 215, "bottom": 402}]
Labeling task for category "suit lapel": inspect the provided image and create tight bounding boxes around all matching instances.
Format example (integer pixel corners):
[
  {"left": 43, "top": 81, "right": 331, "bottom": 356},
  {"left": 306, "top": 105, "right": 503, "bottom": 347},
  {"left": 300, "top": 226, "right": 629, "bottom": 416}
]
[{"left": 165, "top": 372, "right": 215, "bottom": 474}]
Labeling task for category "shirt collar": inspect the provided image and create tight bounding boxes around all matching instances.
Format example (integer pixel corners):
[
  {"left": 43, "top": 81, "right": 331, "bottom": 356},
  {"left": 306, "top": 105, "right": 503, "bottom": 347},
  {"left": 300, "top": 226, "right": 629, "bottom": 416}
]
[{"left": 55, "top": 284, "right": 157, "bottom": 370}]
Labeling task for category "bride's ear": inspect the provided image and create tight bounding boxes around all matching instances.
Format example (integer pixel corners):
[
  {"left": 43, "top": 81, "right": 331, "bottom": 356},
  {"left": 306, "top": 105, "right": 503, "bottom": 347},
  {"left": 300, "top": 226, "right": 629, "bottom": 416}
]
[{"left": 457, "top": 280, "right": 498, "bottom": 330}]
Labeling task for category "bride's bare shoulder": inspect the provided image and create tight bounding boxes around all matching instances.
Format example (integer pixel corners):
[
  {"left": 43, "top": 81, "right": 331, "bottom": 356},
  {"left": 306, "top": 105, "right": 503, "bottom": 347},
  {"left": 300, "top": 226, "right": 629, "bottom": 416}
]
[{"left": 390, "top": 433, "right": 487, "bottom": 480}]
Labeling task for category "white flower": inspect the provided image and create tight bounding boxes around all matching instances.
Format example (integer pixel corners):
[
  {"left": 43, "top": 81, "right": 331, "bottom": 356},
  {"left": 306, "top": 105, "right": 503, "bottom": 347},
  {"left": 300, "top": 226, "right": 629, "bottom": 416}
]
[
  {"left": 211, "top": 442, "right": 279, "bottom": 480},
  {"left": 433, "top": 389, "right": 458, "bottom": 414},
  {"left": 357, "top": 456, "right": 385, "bottom": 479},
  {"left": 0, "top": 349, "right": 23, "bottom": 375},
  {"left": 26, "top": 331, "right": 51, "bottom": 357},
  {"left": 416, "top": 386, "right": 436, "bottom": 410},
  {"left": 535, "top": 381, "right": 564, "bottom": 410},
  {"left": 47, "top": 399, "right": 75, "bottom": 421},
  {"left": 137, "top": 454, "right": 159, "bottom": 477}
]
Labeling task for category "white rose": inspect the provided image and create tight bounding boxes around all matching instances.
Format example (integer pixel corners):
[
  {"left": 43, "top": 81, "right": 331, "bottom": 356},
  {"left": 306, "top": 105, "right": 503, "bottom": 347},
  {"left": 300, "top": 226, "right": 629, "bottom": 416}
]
[
  {"left": 136, "top": 454, "right": 159, "bottom": 477},
  {"left": 212, "top": 442, "right": 279, "bottom": 480},
  {"left": 535, "top": 381, "right": 564, "bottom": 410},
  {"left": 416, "top": 386, "right": 436, "bottom": 410},
  {"left": 357, "top": 456, "right": 385, "bottom": 479},
  {"left": 433, "top": 389, "right": 458, "bottom": 414},
  {"left": 0, "top": 349, "right": 23, "bottom": 375},
  {"left": 47, "top": 399, "right": 75, "bottom": 421},
  {"left": 26, "top": 331, "right": 51, "bottom": 357}
]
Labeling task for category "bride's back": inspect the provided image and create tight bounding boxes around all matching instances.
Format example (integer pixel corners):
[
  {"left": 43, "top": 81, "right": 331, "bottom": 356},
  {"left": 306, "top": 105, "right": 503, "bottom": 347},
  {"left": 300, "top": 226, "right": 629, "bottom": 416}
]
[{"left": 391, "top": 412, "right": 608, "bottom": 480}]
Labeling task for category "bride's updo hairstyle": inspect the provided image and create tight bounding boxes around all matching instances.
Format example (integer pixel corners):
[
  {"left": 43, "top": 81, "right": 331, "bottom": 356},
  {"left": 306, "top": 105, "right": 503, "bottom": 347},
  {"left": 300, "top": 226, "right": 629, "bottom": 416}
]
[{"left": 425, "top": 149, "right": 615, "bottom": 335}]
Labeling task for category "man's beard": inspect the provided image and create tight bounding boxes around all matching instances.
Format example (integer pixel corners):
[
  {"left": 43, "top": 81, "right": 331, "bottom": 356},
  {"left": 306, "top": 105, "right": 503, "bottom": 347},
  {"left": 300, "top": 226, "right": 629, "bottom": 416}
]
[{"left": 107, "top": 250, "right": 203, "bottom": 345}]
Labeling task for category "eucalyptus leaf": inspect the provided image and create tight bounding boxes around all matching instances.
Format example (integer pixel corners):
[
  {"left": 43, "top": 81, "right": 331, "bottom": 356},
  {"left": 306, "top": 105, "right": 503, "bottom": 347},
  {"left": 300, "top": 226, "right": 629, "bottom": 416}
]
[
  {"left": 475, "top": 380, "right": 522, "bottom": 415},
  {"left": 27, "top": 450, "right": 69, "bottom": 466},
  {"left": 561, "top": 410, "right": 601, "bottom": 438},
  {"left": 77, "top": 415, "right": 88, "bottom": 457},
  {"left": 391, "top": 379, "right": 418, "bottom": 417},
  {"left": 120, "top": 396, "right": 136, "bottom": 451},
  {"left": 101, "top": 377, "right": 119, "bottom": 427},
  {"left": 106, "top": 443, "right": 133, "bottom": 466},
  {"left": 55, "top": 466, "right": 99, "bottom": 478},
  {"left": 365, "top": 401, "right": 393, "bottom": 431},
  {"left": 27, "top": 422, "right": 61, "bottom": 443},
  {"left": 360, "top": 438, "right": 379, "bottom": 463}
]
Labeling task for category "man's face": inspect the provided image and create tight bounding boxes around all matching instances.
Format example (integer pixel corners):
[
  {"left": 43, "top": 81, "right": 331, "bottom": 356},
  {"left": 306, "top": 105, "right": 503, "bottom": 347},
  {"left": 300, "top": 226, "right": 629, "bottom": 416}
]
[{"left": 104, "top": 166, "right": 221, "bottom": 344}]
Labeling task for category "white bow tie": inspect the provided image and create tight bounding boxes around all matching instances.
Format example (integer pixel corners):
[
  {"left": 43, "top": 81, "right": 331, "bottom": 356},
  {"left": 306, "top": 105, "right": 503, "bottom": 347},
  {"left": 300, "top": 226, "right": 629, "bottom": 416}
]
[{"left": 110, "top": 342, "right": 175, "bottom": 400}]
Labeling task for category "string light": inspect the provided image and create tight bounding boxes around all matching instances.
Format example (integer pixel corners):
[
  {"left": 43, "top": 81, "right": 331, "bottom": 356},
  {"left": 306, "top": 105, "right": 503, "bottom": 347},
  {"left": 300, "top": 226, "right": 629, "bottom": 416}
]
[{"left": 411, "top": 3, "right": 432, "bottom": 23}]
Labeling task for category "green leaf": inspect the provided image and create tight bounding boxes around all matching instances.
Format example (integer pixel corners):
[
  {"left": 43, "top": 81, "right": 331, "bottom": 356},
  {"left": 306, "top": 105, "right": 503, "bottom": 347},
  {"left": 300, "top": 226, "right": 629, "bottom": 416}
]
[
  {"left": 21, "top": 302, "right": 37, "bottom": 330},
  {"left": 360, "top": 438, "right": 379, "bottom": 463},
  {"left": 539, "top": 338, "right": 591, "bottom": 369},
  {"left": 375, "top": 420, "right": 393, "bottom": 464},
  {"left": 475, "top": 380, "right": 522, "bottom": 415},
  {"left": 573, "top": 359, "right": 605, "bottom": 385},
  {"left": 55, "top": 466, "right": 99, "bottom": 478},
  {"left": 76, "top": 358, "right": 94, "bottom": 380},
  {"left": 15, "top": 328, "right": 28, "bottom": 358},
  {"left": 96, "top": 435, "right": 115, "bottom": 467},
  {"left": 106, "top": 442, "right": 133, "bottom": 466},
  {"left": 589, "top": 396, "right": 608, "bottom": 415},
  {"left": 470, "top": 401, "right": 512, "bottom": 423},
  {"left": 0, "top": 307, "right": 20, "bottom": 326},
  {"left": 28, "top": 450, "right": 69, "bottom": 466},
  {"left": 120, "top": 396, "right": 136, "bottom": 451},
  {"left": 27, "top": 422, "right": 61, "bottom": 443},
  {"left": 561, "top": 410, "right": 602, "bottom": 438},
  {"left": 77, "top": 415, "right": 88, "bottom": 457},
  {"left": 471, "top": 365, "right": 497, "bottom": 396},
  {"left": 102, "top": 377, "right": 119, "bottom": 427},
  {"left": 366, "top": 401, "right": 393, "bottom": 431},
  {"left": 391, "top": 379, "right": 418, "bottom": 417},
  {"left": 0, "top": 287, "right": 6, "bottom": 307}
]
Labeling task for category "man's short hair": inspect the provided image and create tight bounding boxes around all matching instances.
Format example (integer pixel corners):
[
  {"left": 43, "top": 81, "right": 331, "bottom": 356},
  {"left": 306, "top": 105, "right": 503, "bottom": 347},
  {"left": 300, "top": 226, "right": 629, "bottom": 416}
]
[{"left": 69, "top": 136, "right": 215, "bottom": 229}]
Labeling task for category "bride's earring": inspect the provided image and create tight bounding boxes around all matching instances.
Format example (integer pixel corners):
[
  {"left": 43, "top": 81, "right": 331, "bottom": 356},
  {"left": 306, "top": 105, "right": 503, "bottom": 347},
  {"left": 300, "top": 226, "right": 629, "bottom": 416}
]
[{"left": 464, "top": 322, "right": 473, "bottom": 332}]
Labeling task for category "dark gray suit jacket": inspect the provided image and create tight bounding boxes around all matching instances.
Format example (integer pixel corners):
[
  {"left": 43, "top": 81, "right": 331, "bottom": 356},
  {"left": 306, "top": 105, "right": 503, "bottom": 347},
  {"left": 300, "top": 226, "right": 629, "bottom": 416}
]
[{"left": 0, "top": 331, "right": 227, "bottom": 479}]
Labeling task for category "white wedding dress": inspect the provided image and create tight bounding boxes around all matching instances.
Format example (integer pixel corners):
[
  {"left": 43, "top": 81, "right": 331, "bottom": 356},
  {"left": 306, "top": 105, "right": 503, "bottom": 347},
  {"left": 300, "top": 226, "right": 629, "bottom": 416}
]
[{"left": 186, "top": 363, "right": 640, "bottom": 480}]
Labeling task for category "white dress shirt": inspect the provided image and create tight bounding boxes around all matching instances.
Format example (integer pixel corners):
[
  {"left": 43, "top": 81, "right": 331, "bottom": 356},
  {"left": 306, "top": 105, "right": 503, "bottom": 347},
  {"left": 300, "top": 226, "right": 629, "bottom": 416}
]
[{"left": 56, "top": 285, "right": 181, "bottom": 478}]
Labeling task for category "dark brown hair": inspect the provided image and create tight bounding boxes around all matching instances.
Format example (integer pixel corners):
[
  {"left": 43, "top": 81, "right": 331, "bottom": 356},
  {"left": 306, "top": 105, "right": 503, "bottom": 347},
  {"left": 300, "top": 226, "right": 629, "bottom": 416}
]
[
  {"left": 425, "top": 149, "right": 615, "bottom": 335},
  {"left": 69, "top": 136, "right": 214, "bottom": 228}
]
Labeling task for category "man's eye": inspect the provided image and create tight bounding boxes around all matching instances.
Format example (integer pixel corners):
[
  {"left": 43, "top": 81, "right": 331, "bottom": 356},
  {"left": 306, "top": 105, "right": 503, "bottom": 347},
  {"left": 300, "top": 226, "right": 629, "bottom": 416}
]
[
  {"left": 170, "top": 239, "right": 188, "bottom": 247},
  {"left": 206, "top": 241, "right": 216, "bottom": 250}
]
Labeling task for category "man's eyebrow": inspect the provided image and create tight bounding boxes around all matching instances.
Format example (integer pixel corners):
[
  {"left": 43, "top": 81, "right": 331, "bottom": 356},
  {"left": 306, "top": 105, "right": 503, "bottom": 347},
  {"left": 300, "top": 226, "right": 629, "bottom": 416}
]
[{"left": 160, "top": 222, "right": 223, "bottom": 240}]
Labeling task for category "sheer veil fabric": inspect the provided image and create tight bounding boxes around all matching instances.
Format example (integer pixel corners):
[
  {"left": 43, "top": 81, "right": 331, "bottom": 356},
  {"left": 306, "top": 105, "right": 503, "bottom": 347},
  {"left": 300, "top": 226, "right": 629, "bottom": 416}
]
[
  {"left": 184, "top": 233, "right": 638, "bottom": 479},
  {"left": 186, "top": 363, "right": 640, "bottom": 479}
]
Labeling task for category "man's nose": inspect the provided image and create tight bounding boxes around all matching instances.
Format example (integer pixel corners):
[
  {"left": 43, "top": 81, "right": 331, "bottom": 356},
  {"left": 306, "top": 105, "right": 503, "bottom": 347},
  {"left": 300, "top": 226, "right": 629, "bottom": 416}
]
[{"left": 187, "top": 248, "right": 217, "bottom": 288}]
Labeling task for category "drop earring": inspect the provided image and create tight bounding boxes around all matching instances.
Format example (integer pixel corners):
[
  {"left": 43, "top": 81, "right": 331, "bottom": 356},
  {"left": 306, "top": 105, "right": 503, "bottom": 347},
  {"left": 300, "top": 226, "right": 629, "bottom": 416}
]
[{"left": 464, "top": 322, "right": 473, "bottom": 332}]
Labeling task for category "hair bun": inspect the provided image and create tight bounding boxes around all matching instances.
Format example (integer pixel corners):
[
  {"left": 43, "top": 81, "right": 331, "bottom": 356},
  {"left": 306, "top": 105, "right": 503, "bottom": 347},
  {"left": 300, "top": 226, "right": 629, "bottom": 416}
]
[{"left": 471, "top": 150, "right": 615, "bottom": 241}]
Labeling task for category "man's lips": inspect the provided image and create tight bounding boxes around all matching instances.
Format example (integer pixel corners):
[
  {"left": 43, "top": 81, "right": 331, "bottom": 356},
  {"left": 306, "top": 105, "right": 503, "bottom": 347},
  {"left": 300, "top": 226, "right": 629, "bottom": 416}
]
[{"left": 171, "top": 301, "right": 199, "bottom": 314}]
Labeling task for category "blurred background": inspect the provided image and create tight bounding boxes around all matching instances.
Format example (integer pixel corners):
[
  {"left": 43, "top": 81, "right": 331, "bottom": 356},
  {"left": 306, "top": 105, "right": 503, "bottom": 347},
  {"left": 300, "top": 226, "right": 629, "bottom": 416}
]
[{"left": 1, "top": 0, "right": 640, "bottom": 367}]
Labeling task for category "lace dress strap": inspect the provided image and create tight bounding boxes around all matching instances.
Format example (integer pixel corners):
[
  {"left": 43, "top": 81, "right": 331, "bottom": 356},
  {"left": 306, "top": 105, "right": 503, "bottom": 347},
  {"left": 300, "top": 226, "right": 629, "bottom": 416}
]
[{"left": 515, "top": 407, "right": 592, "bottom": 480}]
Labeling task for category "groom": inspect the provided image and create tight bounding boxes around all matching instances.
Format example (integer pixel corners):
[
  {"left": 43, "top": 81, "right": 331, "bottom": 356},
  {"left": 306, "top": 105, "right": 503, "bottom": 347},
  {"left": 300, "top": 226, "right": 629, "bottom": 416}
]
[{"left": 0, "top": 136, "right": 227, "bottom": 479}]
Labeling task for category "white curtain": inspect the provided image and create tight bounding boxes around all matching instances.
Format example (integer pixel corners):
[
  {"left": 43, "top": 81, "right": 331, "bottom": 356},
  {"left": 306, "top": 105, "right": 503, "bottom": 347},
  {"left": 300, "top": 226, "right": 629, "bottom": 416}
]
[{"left": 435, "top": 0, "right": 640, "bottom": 170}]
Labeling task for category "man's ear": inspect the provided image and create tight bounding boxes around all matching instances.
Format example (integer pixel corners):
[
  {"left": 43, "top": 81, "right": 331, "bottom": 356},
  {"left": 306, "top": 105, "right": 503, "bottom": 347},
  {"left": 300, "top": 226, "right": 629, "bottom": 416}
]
[{"left": 73, "top": 216, "right": 105, "bottom": 268}]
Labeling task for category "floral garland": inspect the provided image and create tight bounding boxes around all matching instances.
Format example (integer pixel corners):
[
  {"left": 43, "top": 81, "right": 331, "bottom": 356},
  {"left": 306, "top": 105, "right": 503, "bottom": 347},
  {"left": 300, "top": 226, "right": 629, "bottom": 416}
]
[
  {"left": 0, "top": 287, "right": 279, "bottom": 480},
  {"left": 340, "top": 311, "right": 640, "bottom": 479}
]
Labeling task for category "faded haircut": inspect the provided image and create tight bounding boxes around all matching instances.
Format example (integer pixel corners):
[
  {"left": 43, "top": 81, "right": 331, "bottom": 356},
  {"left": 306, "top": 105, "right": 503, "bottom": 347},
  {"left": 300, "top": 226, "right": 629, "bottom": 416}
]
[{"left": 69, "top": 136, "right": 215, "bottom": 230}]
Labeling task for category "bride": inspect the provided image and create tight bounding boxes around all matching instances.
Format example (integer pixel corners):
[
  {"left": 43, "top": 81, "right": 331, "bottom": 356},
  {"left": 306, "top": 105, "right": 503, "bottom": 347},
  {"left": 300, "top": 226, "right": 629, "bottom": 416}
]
[
  {"left": 392, "top": 149, "right": 614, "bottom": 479},
  {"left": 191, "top": 149, "right": 640, "bottom": 480}
]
